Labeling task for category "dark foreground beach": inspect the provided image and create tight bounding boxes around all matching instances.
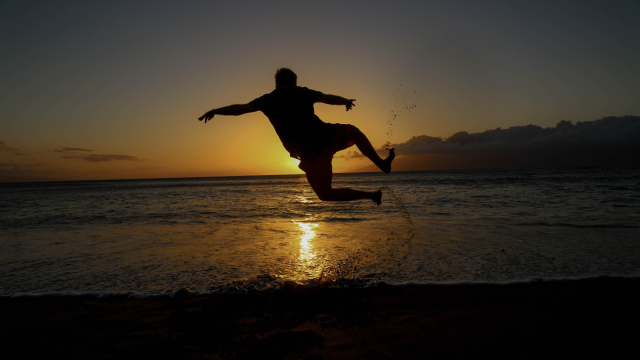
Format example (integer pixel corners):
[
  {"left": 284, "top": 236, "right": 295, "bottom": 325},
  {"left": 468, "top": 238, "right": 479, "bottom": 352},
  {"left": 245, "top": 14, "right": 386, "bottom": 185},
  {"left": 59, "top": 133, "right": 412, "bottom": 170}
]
[{"left": 1, "top": 277, "right": 638, "bottom": 359}]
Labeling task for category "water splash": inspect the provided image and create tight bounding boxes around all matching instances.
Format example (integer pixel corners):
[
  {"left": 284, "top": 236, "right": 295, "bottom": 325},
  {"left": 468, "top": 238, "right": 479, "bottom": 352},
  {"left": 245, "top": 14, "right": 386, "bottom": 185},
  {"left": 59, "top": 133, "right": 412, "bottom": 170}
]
[
  {"left": 385, "top": 85, "right": 418, "bottom": 151},
  {"left": 381, "top": 185, "right": 415, "bottom": 275},
  {"left": 383, "top": 186, "right": 414, "bottom": 227},
  {"left": 317, "top": 248, "right": 377, "bottom": 286}
]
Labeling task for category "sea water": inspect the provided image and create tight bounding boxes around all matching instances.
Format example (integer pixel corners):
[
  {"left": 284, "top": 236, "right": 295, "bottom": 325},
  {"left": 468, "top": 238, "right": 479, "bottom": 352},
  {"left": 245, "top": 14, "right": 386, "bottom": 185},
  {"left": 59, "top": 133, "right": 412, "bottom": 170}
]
[{"left": 1, "top": 167, "right": 639, "bottom": 295}]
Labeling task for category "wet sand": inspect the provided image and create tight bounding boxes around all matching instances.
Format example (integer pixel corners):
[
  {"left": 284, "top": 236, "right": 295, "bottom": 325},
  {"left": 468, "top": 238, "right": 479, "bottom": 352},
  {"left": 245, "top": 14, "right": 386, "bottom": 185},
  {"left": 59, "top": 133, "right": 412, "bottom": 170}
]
[{"left": 1, "top": 277, "right": 638, "bottom": 359}]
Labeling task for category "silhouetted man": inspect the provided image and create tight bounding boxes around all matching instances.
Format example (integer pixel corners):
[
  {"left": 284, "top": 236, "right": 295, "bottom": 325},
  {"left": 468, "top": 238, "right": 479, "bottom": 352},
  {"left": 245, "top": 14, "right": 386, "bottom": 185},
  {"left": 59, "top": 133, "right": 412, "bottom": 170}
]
[{"left": 199, "top": 68, "right": 394, "bottom": 204}]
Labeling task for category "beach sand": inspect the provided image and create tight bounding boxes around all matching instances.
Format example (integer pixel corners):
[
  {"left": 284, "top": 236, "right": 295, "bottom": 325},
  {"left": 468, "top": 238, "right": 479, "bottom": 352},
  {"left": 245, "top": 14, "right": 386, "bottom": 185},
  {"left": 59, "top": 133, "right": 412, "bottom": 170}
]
[{"left": 1, "top": 277, "right": 638, "bottom": 359}]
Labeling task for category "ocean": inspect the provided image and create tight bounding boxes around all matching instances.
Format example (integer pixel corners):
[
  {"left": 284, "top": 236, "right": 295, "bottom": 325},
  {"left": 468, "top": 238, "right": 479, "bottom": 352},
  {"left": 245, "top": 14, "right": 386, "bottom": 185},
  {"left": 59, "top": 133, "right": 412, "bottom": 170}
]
[{"left": 1, "top": 167, "right": 639, "bottom": 296}]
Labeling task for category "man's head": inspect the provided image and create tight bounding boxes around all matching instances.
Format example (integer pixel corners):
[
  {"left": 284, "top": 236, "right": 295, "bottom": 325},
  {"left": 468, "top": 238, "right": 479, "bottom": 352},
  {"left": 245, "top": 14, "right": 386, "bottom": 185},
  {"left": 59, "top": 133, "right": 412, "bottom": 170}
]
[{"left": 275, "top": 68, "right": 297, "bottom": 88}]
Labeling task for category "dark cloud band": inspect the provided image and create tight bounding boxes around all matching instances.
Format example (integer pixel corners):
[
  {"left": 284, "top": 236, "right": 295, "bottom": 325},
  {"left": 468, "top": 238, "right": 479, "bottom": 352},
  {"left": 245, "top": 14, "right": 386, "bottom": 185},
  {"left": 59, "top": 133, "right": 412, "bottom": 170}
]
[
  {"left": 61, "top": 154, "right": 142, "bottom": 162},
  {"left": 0, "top": 140, "right": 18, "bottom": 152},
  {"left": 385, "top": 116, "right": 640, "bottom": 155},
  {"left": 52, "top": 146, "right": 94, "bottom": 153}
]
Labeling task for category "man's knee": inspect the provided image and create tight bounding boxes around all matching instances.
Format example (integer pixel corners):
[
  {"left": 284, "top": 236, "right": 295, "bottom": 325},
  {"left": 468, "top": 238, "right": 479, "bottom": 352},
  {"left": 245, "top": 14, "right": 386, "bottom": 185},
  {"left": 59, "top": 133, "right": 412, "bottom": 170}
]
[
  {"left": 307, "top": 175, "right": 333, "bottom": 201},
  {"left": 351, "top": 126, "right": 366, "bottom": 143},
  {"left": 350, "top": 125, "right": 362, "bottom": 136},
  {"left": 320, "top": 192, "right": 336, "bottom": 201},
  {"left": 316, "top": 191, "right": 334, "bottom": 201},
  {"left": 311, "top": 184, "right": 333, "bottom": 201}
]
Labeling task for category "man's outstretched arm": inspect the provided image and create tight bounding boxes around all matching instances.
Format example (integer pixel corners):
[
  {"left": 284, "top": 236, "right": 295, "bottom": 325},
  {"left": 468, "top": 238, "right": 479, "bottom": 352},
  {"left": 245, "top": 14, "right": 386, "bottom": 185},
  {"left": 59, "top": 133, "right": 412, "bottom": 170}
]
[
  {"left": 317, "top": 94, "right": 356, "bottom": 111},
  {"left": 198, "top": 104, "right": 257, "bottom": 123}
]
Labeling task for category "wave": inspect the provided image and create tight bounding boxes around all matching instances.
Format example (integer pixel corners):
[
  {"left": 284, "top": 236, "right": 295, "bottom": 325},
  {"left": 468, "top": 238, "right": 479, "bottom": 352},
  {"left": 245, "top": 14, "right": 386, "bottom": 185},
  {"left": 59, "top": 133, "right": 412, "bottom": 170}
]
[
  {"left": 518, "top": 222, "right": 638, "bottom": 228},
  {"left": 5, "top": 274, "right": 639, "bottom": 299},
  {"left": 304, "top": 217, "right": 368, "bottom": 223},
  {"left": 1, "top": 209, "right": 377, "bottom": 230}
]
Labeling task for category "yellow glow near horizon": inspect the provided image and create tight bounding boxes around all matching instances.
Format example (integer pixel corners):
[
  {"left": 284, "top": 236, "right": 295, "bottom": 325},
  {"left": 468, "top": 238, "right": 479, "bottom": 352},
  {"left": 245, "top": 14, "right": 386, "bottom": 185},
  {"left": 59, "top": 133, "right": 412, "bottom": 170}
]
[
  {"left": 3, "top": 2, "right": 640, "bottom": 183},
  {"left": 290, "top": 157, "right": 301, "bottom": 167}
]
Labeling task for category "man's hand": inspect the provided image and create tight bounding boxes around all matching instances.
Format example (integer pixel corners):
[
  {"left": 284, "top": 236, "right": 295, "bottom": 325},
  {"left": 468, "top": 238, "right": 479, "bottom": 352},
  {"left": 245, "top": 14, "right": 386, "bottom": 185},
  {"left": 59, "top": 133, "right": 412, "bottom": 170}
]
[
  {"left": 318, "top": 94, "right": 356, "bottom": 111},
  {"left": 199, "top": 110, "right": 216, "bottom": 123},
  {"left": 346, "top": 99, "right": 356, "bottom": 111},
  {"left": 198, "top": 104, "right": 257, "bottom": 123}
]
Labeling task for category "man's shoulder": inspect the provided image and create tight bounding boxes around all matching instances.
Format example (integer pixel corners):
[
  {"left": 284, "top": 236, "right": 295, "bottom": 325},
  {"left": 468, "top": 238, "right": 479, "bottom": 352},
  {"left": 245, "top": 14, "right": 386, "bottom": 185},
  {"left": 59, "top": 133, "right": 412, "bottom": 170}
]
[
  {"left": 266, "top": 86, "right": 321, "bottom": 94},
  {"left": 251, "top": 87, "right": 323, "bottom": 107},
  {"left": 295, "top": 86, "right": 324, "bottom": 101},
  {"left": 296, "top": 86, "right": 321, "bottom": 93}
]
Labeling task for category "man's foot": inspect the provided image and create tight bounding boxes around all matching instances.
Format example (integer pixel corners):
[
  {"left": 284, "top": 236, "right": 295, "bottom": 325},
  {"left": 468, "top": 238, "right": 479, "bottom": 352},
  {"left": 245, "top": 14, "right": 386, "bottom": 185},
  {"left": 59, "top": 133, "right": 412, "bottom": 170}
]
[
  {"left": 379, "top": 148, "right": 395, "bottom": 174},
  {"left": 372, "top": 190, "right": 382, "bottom": 206}
]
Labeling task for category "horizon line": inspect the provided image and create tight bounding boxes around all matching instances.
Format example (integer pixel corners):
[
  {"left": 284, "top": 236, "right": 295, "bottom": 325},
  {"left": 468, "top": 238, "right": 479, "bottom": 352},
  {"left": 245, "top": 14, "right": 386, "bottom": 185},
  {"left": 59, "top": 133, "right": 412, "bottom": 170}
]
[{"left": 1, "top": 164, "right": 635, "bottom": 185}]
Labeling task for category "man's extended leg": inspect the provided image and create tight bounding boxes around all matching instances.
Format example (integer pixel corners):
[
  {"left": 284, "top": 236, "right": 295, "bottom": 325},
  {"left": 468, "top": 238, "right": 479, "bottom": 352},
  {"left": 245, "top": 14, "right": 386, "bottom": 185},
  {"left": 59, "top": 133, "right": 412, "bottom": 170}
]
[
  {"left": 352, "top": 127, "right": 395, "bottom": 173},
  {"left": 301, "top": 156, "right": 382, "bottom": 205}
]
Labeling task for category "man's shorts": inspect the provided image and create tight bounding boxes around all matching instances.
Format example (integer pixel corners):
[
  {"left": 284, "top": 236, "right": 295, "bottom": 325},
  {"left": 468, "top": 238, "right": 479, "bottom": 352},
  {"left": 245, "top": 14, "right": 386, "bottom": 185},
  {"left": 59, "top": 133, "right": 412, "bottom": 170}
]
[
  {"left": 298, "top": 123, "right": 356, "bottom": 174},
  {"left": 329, "top": 123, "right": 357, "bottom": 154}
]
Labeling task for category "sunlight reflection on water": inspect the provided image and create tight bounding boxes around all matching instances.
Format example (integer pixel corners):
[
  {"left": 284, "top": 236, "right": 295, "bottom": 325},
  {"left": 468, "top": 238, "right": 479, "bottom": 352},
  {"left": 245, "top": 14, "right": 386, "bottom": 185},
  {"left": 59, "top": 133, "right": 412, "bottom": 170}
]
[
  {"left": 295, "top": 221, "right": 320, "bottom": 279},
  {"left": 296, "top": 194, "right": 314, "bottom": 204}
]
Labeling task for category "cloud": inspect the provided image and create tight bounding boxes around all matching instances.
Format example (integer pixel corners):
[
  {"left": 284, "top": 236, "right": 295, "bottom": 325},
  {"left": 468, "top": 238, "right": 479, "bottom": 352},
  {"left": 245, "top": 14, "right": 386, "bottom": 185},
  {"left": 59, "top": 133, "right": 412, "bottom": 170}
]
[
  {"left": 52, "top": 146, "right": 93, "bottom": 153},
  {"left": 0, "top": 162, "right": 46, "bottom": 171},
  {"left": 384, "top": 116, "right": 640, "bottom": 155},
  {"left": 61, "top": 154, "right": 142, "bottom": 162},
  {"left": 0, "top": 140, "right": 18, "bottom": 152},
  {"left": 0, "top": 161, "right": 68, "bottom": 182},
  {"left": 349, "top": 116, "right": 640, "bottom": 172},
  {"left": 334, "top": 150, "right": 363, "bottom": 160},
  {"left": 53, "top": 145, "right": 142, "bottom": 162}
]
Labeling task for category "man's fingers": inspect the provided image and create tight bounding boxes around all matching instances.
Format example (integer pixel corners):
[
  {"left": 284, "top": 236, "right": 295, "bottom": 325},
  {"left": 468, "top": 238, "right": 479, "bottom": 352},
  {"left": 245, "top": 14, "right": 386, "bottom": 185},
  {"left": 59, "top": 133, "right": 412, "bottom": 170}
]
[
  {"left": 346, "top": 100, "right": 355, "bottom": 111},
  {"left": 199, "top": 112, "right": 214, "bottom": 123}
]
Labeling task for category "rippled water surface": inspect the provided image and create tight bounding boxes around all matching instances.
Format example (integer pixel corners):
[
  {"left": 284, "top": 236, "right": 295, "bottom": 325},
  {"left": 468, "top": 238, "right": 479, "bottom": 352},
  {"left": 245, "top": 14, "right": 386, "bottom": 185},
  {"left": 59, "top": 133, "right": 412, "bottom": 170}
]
[{"left": 1, "top": 167, "right": 639, "bottom": 295}]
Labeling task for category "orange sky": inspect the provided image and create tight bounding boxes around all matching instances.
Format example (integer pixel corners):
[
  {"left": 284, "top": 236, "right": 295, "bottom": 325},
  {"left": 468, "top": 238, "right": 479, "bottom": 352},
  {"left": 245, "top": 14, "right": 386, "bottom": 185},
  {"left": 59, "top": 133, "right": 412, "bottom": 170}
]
[{"left": 1, "top": 1, "right": 639, "bottom": 182}]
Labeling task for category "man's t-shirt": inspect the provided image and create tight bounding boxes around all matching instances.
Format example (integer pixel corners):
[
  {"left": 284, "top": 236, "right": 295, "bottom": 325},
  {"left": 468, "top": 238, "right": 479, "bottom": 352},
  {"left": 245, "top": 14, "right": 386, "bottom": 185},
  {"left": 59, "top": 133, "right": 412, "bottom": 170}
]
[{"left": 250, "top": 86, "right": 336, "bottom": 161}]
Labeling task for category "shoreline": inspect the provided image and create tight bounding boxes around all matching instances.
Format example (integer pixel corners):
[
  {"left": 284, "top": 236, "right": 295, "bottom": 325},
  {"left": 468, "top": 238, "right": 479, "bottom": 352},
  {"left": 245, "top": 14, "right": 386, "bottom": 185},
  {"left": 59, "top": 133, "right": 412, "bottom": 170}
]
[
  {"left": 2, "top": 277, "right": 638, "bottom": 359},
  {"left": 4, "top": 274, "right": 640, "bottom": 298}
]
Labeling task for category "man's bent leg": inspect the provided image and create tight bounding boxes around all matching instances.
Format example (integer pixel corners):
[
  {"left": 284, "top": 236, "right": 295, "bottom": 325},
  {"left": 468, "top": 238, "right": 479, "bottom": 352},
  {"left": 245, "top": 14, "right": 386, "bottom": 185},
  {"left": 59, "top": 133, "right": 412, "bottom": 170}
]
[
  {"left": 352, "top": 127, "right": 395, "bottom": 173},
  {"left": 302, "top": 157, "right": 381, "bottom": 204}
]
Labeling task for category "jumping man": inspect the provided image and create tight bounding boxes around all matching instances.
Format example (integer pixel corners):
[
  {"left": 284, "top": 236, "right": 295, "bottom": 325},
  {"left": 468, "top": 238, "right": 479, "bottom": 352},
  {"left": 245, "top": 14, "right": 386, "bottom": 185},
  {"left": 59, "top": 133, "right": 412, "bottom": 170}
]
[{"left": 198, "top": 68, "right": 395, "bottom": 205}]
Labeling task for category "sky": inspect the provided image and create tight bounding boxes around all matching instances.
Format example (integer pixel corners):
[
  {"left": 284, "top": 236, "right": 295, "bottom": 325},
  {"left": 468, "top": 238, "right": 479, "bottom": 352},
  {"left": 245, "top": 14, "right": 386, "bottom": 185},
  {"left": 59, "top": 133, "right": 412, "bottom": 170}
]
[{"left": 1, "top": 0, "right": 639, "bottom": 182}]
